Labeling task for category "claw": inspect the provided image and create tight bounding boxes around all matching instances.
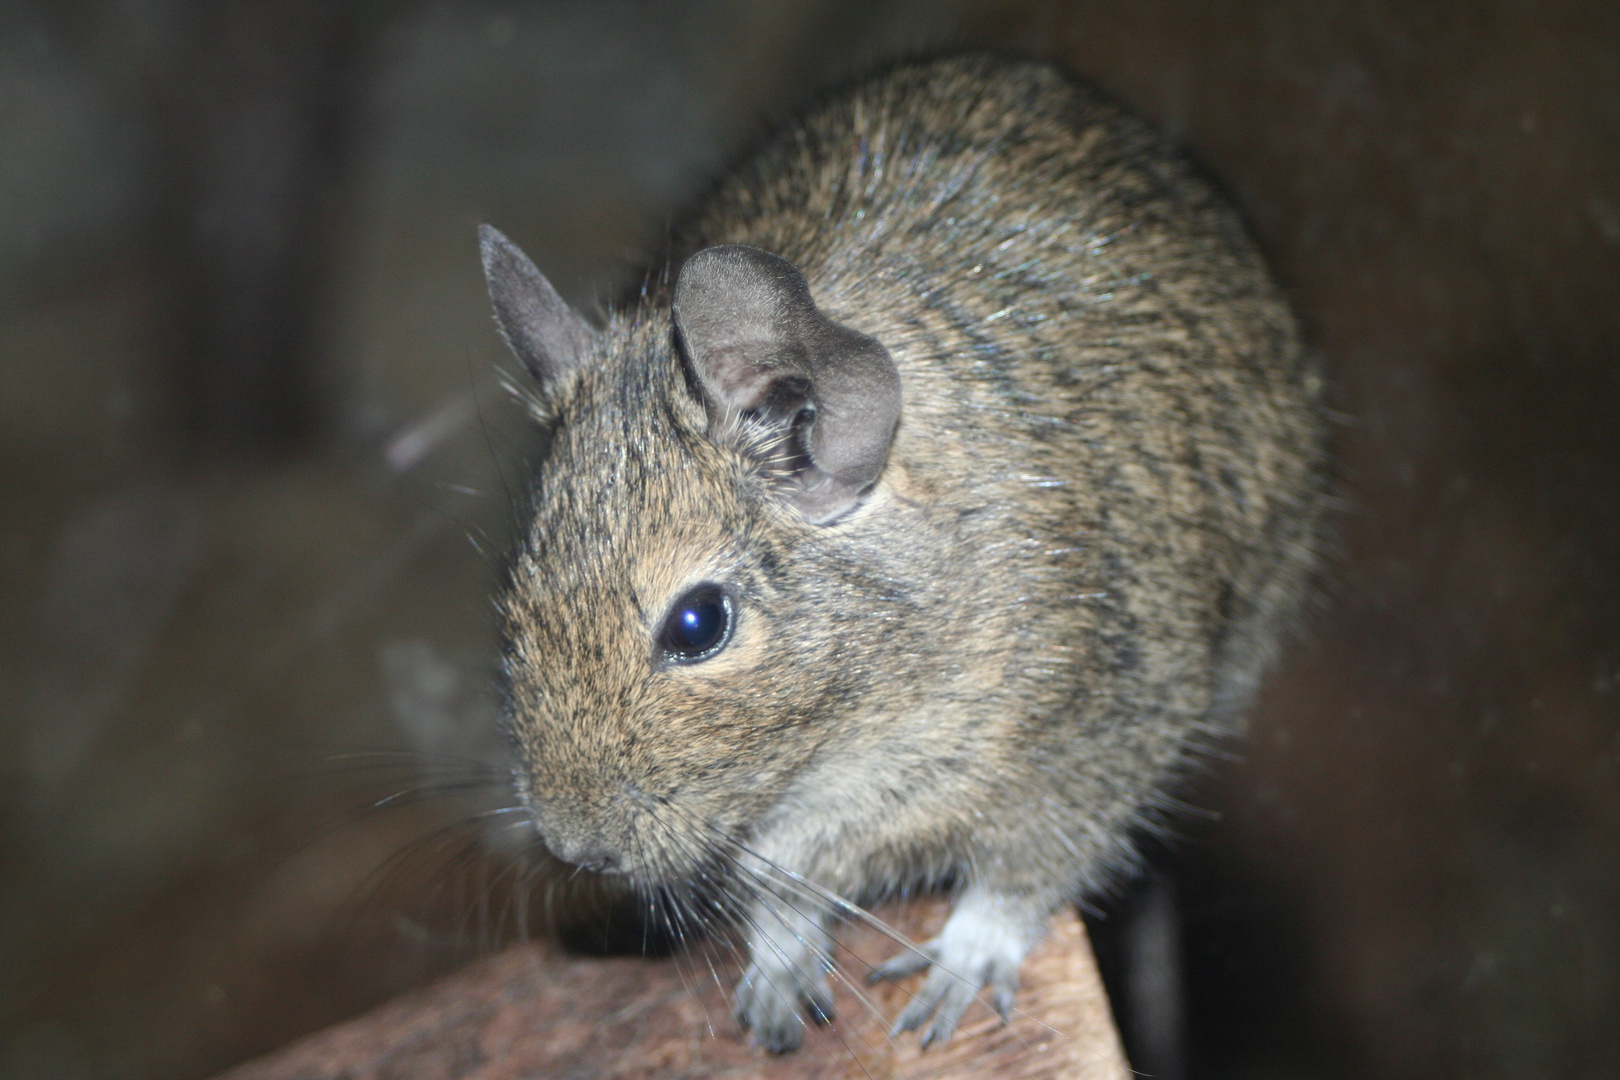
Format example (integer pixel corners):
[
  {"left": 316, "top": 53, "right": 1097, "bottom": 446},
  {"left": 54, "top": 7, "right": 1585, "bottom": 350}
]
[
  {"left": 806, "top": 987, "right": 836, "bottom": 1026},
  {"left": 990, "top": 983, "right": 1017, "bottom": 1023}
]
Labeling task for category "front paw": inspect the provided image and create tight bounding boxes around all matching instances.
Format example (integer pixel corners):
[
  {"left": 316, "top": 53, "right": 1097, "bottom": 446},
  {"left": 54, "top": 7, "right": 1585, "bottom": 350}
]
[
  {"left": 734, "top": 961, "right": 834, "bottom": 1053},
  {"left": 870, "top": 896, "right": 1040, "bottom": 1047}
]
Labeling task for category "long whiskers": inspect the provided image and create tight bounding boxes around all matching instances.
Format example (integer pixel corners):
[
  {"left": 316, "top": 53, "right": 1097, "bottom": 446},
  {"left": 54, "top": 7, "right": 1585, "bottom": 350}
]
[{"left": 631, "top": 797, "right": 916, "bottom": 1070}]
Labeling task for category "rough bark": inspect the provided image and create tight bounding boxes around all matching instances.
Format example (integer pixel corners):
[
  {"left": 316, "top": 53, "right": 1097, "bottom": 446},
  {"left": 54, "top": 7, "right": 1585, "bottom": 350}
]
[{"left": 218, "top": 900, "right": 1128, "bottom": 1080}]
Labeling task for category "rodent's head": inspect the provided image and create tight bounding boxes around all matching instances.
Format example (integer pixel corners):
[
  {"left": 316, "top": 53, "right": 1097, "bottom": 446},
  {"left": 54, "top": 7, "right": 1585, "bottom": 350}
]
[{"left": 481, "top": 227, "right": 902, "bottom": 885}]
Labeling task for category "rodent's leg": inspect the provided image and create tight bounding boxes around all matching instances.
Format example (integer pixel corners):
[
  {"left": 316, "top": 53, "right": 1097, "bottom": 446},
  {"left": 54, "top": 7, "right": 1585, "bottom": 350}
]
[
  {"left": 872, "top": 884, "right": 1052, "bottom": 1047},
  {"left": 733, "top": 892, "right": 834, "bottom": 1053}
]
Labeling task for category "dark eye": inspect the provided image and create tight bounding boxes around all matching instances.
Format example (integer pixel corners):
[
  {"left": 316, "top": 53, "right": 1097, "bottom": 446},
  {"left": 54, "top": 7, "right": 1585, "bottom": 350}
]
[{"left": 659, "top": 585, "right": 733, "bottom": 662}]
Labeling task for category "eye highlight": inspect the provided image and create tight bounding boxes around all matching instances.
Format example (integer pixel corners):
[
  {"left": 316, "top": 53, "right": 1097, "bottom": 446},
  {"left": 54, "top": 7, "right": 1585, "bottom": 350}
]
[{"left": 659, "top": 584, "right": 733, "bottom": 663}]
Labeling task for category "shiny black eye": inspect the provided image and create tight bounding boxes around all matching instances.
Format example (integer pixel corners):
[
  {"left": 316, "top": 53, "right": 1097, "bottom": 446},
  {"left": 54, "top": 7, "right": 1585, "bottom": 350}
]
[{"left": 659, "top": 585, "right": 732, "bottom": 662}]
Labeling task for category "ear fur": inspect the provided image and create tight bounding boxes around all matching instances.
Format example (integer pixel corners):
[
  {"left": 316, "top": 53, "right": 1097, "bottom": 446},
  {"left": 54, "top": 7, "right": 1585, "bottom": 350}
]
[
  {"left": 672, "top": 245, "right": 901, "bottom": 523},
  {"left": 479, "top": 224, "right": 596, "bottom": 394}
]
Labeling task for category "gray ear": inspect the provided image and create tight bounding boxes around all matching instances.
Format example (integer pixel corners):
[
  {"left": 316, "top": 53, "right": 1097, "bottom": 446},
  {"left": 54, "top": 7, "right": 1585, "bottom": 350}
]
[
  {"left": 479, "top": 224, "right": 595, "bottom": 393},
  {"left": 672, "top": 245, "right": 900, "bottom": 524}
]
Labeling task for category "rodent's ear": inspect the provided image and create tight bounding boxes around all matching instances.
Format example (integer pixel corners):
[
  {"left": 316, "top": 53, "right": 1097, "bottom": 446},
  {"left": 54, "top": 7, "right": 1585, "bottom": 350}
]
[
  {"left": 479, "top": 224, "right": 596, "bottom": 395},
  {"left": 673, "top": 245, "right": 901, "bottom": 524}
]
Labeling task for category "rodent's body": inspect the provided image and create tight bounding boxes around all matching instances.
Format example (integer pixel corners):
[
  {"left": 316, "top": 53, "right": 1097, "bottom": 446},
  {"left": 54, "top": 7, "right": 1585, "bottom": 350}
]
[{"left": 486, "top": 55, "right": 1325, "bottom": 1051}]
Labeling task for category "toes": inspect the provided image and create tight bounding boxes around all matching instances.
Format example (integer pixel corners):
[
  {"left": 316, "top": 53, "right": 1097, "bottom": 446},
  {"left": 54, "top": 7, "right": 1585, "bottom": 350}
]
[
  {"left": 742, "top": 994, "right": 805, "bottom": 1053},
  {"left": 735, "top": 967, "right": 834, "bottom": 1052},
  {"left": 758, "top": 1017, "right": 804, "bottom": 1054},
  {"left": 868, "top": 942, "right": 937, "bottom": 984},
  {"left": 891, "top": 992, "right": 934, "bottom": 1037},
  {"left": 886, "top": 951, "right": 1022, "bottom": 1046},
  {"left": 890, "top": 966, "right": 972, "bottom": 1041},
  {"left": 919, "top": 970, "right": 981, "bottom": 1047}
]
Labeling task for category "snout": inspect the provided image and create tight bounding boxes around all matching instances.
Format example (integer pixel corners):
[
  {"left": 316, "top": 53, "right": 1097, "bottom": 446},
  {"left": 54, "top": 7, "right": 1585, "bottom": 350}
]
[{"left": 518, "top": 772, "right": 667, "bottom": 879}]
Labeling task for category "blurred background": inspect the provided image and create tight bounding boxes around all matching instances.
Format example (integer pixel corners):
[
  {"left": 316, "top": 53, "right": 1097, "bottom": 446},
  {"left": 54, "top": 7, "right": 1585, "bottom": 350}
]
[{"left": 1, "top": 1, "right": 1616, "bottom": 1078}]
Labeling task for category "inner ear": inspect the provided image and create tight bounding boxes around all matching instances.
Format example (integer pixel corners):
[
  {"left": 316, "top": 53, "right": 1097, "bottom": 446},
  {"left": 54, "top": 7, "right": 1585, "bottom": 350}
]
[{"left": 672, "top": 245, "right": 901, "bottom": 524}]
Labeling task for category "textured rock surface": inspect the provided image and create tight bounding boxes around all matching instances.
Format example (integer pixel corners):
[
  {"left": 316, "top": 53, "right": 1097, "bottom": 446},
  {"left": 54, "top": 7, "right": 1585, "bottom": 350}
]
[{"left": 218, "top": 901, "right": 1126, "bottom": 1080}]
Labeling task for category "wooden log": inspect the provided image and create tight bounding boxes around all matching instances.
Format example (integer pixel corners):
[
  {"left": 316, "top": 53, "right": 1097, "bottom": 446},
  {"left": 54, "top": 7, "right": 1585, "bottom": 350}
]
[{"left": 218, "top": 900, "right": 1128, "bottom": 1080}]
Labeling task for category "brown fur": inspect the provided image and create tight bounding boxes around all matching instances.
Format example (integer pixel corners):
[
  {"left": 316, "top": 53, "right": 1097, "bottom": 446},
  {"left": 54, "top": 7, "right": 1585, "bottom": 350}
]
[{"left": 492, "top": 53, "right": 1326, "bottom": 1051}]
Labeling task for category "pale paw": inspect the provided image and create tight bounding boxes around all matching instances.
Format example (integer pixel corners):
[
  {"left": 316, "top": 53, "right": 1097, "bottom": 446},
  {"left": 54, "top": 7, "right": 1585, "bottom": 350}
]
[
  {"left": 888, "top": 954, "right": 1019, "bottom": 1047},
  {"left": 734, "top": 961, "right": 834, "bottom": 1053},
  {"left": 872, "top": 897, "right": 1039, "bottom": 1048}
]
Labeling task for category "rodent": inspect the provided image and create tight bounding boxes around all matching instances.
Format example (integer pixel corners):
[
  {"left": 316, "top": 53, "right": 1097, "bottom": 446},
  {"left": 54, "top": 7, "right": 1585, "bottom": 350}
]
[{"left": 480, "top": 53, "right": 1326, "bottom": 1053}]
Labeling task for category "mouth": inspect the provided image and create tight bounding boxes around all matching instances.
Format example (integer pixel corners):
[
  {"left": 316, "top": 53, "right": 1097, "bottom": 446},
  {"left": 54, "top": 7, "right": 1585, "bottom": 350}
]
[
  {"left": 529, "top": 818, "right": 630, "bottom": 876},
  {"left": 567, "top": 852, "right": 623, "bottom": 875}
]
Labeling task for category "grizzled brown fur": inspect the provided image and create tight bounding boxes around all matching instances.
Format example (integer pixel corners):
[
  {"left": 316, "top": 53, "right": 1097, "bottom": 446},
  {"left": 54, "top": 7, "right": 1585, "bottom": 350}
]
[{"left": 489, "top": 54, "right": 1326, "bottom": 1052}]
